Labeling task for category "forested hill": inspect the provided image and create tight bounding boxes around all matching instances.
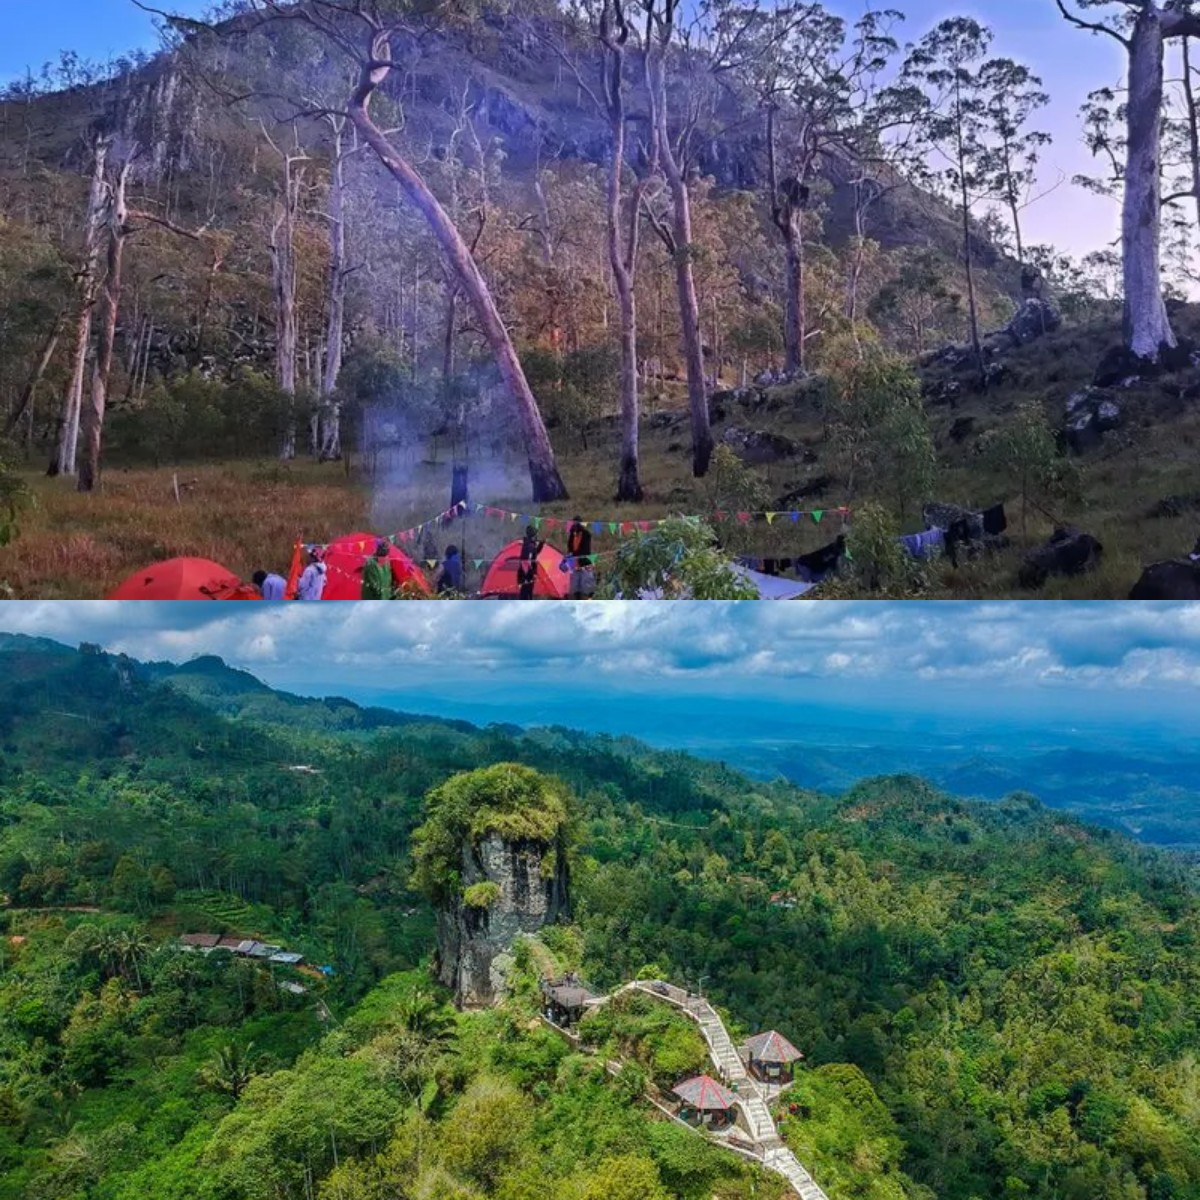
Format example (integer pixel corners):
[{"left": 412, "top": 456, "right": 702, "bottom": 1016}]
[{"left": 1, "top": 636, "right": 1199, "bottom": 1199}]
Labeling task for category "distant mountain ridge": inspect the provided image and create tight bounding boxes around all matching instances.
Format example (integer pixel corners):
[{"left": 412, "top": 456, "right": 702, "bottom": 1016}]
[{"left": 1, "top": 633, "right": 1197, "bottom": 852}]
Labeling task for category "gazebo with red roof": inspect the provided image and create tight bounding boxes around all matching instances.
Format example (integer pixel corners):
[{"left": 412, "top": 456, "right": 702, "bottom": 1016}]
[
  {"left": 672, "top": 1074, "right": 738, "bottom": 1129},
  {"left": 743, "top": 1030, "right": 804, "bottom": 1082}
]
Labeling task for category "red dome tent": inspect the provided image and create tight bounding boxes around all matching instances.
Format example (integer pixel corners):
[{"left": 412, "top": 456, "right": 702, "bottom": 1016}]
[
  {"left": 480, "top": 540, "right": 568, "bottom": 599},
  {"left": 318, "top": 531, "right": 431, "bottom": 599},
  {"left": 107, "top": 557, "right": 260, "bottom": 600}
]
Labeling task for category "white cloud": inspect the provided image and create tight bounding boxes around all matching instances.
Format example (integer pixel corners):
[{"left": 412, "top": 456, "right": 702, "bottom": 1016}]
[{"left": 3, "top": 602, "right": 1200, "bottom": 706}]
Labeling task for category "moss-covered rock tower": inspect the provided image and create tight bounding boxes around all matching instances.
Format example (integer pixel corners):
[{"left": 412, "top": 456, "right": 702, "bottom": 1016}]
[{"left": 412, "top": 763, "right": 571, "bottom": 1008}]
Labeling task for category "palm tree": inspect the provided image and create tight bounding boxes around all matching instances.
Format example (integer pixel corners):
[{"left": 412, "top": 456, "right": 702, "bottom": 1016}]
[
  {"left": 398, "top": 988, "right": 455, "bottom": 1047},
  {"left": 114, "top": 929, "right": 152, "bottom": 991},
  {"left": 200, "top": 1042, "right": 262, "bottom": 1102}
]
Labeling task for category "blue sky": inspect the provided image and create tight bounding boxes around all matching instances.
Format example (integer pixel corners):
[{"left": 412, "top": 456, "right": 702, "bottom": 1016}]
[
  {"left": 3, "top": 602, "right": 1200, "bottom": 737},
  {"left": 0, "top": 0, "right": 1128, "bottom": 265}
]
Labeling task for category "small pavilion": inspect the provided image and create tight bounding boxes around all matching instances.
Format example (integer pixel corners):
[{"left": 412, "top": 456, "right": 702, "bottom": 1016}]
[
  {"left": 540, "top": 975, "right": 595, "bottom": 1027},
  {"left": 743, "top": 1030, "right": 803, "bottom": 1083},
  {"left": 672, "top": 1074, "right": 738, "bottom": 1129}
]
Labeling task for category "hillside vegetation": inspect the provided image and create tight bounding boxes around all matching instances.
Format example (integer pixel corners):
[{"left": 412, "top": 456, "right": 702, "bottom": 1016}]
[
  {"left": 10, "top": 1, "right": 1196, "bottom": 595},
  {"left": 1, "top": 637, "right": 1198, "bottom": 1198}
]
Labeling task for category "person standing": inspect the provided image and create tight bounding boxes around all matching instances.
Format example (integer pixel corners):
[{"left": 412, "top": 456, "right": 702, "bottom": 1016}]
[
  {"left": 362, "top": 540, "right": 395, "bottom": 600},
  {"left": 566, "top": 516, "right": 594, "bottom": 599},
  {"left": 297, "top": 548, "right": 326, "bottom": 600},
  {"left": 517, "top": 524, "right": 544, "bottom": 600},
  {"left": 438, "top": 545, "right": 464, "bottom": 594},
  {"left": 252, "top": 570, "right": 287, "bottom": 600}
]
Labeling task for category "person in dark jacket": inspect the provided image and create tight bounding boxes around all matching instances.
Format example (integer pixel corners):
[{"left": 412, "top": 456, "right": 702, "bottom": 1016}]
[
  {"left": 438, "top": 545, "right": 464, "bottom": 593},
  {"left": 566, "top": 517, "right": 591, "bottom": 560},
  {"left": 519, "top": 524, "right": 542, "bottom": 562}
]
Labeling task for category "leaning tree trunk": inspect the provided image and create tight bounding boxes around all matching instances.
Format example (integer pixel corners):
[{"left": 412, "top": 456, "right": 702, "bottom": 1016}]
[
  {"left": 648, "top": 49, "right": 711, "bottom": 477},
  {"left": 348, "top": 39, "right": 567, "bottom": 501},
  {"left": 6, "top": 319, "right": 61, "bottom": 438},
  {"left": 50, "top": 136, "right": 109, "bottom": 477},
  {"left": 1124, "top": 6, "right": 1176, "bottom": 358},
  {"left": 78, "top": 162, "right": 130, "bottom": 493},
  {"left": 319, "top": 125, "right": 347, "bottom": 462}
]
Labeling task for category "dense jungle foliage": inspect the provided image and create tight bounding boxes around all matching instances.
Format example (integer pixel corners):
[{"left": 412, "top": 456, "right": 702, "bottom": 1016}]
[{"left": 1, "top": 636, "right": 1198, "bottom": 1200}]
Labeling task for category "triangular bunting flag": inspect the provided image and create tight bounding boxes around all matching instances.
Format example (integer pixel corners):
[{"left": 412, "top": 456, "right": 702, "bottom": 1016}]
[
  {"left": 473, "top": 559, "right": 485, "bottom": 570},
  {"left": 510, "top": 512, "right": 518, "bottom": 521},
  {"left": 620, "top": 521, "right": 633, "bottom": 535},
  {"left": 812, "top": 510, "right": 824, "bottom": 524},
  {"left": 532, "top": 517, "right": 542, "bottom": 529},
  {"left": 591, "top": 522, "right": 604, "bottom": 535},
  {"left": 544, "top": 517, "right": 559, "bottom": 530},
  {"left": 639, "top": 521, "right": 652, "bottom": 532},
  {"left": 608, "top": 522, "right": 619, "bottom": 534},
  {"left": 737, "top": 512, "right": 750, "bottom": 524},
  {"left": 844, "top": 547, "right": 854, "bottom": 561},
  {"left": 789, "top": 511, "right": 800, "bottom": 523},
  {"left": 425, "top": 560, "right": 437, "bottom": 569},
  {"left": 715, "top": 510, "right": 727, "bottom": 522},
  {"left": 766, "top": 512, "right": 777, "bottom": 525}
]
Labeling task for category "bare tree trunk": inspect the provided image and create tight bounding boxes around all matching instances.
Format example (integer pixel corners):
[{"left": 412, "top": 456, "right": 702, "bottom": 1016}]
[
  {"left": 6, "top": 319, "right": 61, "bottom": 437},
  {"left": 442, "top": 287, "right": 457, "bottom": 386},
  {"left": 347, "top": 36, "right": 567, "bottom": 501},
  {"left": 599, "top": 2, "right": 645, "bottom": 501},
  {"left": 955, "top": 85, "right": 984, "bottom": 376},
  {"left": 783, "top": 223, "right": 805, "bottom": 373},
  {"left": 647, "top": 43, "right": 711, "bottom": 477},
  {"left": 1184, "top": 39, "right": 1200, "bottom": 231},
  {"left": 1123, "top": 8, "right": 1176, "bottom": 357},
  {"left": 269, "top": 150, "right": 302, "bottom": 460},
  {"left": 319, "top": 120, "right": 348, "bottom": 462},
  {"left": 78, "top": 160, "right": 131, "bottom": 493},
  {"left": 50, "top": 135, "right": 109, "bottom": 477}
]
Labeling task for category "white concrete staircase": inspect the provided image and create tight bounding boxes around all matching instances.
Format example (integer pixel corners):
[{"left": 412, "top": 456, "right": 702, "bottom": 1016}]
[{"left": 610, "top": 980, "right": 831, "bottom": 1200}]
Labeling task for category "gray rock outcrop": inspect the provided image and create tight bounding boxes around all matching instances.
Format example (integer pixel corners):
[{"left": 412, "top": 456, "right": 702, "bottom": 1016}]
[{"left": 436, "top": 831, "right": 570, "bottom": 1008}]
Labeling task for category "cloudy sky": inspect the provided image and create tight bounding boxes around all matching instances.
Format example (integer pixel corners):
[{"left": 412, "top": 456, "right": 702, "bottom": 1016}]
[
  {"left": 4, "top": 602, "right": 1200, "bottom": 737},
  {"left": 2, "top": 0, "right": 1127, "bottom": 267}
]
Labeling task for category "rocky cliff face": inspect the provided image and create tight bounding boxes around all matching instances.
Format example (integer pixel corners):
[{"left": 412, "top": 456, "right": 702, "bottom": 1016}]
[{"left": 436, "top": 830, "right": 570, "bottom": 1008}]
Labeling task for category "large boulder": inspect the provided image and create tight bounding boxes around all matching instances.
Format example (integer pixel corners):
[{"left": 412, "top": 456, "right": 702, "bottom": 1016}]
[
  {"left": 1093, "top": 338, "right": 1195, "bottom": 388},
  {"left": 722, "top": 425, "right": 798, "bottom": 464},
  {"left": 773, "top": 475, "right": 833, "bottom": 508},
  {"left": 1129, "top": 559, "right": 1200, "bottom": 599},
  {"left": 1147, "top": 492, "right": 1200, "bottom": 519},
  {"left": 1063, "top": 387, "right": 1124, "bottom": 453},
  {"left": 1004, "top": 297, "right": 1061, "bottom": 345},
  {"left": 923, "top": 378, "right": 962, "bottom": 407},
  {"left": 1018, "top": 527, "right": 1103, "bottom": 590}
]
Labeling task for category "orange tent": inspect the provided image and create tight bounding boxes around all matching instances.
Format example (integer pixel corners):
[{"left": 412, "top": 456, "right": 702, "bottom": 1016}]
[
  {"left": 107, "top": 557, "right": 260, "bottom": 600},
  {"left": 480, "top": 540, "right": 569, "bottom": 599},
  {"left": 319, "top": 531, "right": 431, "bottom": 599}
]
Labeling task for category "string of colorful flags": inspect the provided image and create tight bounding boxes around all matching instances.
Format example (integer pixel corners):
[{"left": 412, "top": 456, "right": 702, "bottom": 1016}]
[
  {"left": 294, "top": 499, "right": 853, "bottom": 574},
  {"left": 304, "top": 499, "right": 852, "bottom": 551}
]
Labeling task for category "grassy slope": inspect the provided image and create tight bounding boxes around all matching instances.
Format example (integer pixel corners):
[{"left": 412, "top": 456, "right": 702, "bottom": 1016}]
[{"left": 4, "top": 307, "right": 1200, "bottom": 598}]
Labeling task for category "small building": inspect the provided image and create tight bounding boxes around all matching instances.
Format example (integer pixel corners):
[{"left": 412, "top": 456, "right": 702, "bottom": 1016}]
[
  {"left": 215, "top": 936, "right": 245, "bottom": 952},
  {"left": 179, "top": 933, "right": 221, "bottom": 952},
  {"left": 269, "top": 951, "right": 305, "bottom": 966},
  {"left": 540, "top": 975, "right": 595, "bottom": 1027},
  {"left": 672, "top": 1075, "right": 738, "bottom": 1129},
  {"left": 744, "top": 1030, "right": 803, "bottom": 1083}
]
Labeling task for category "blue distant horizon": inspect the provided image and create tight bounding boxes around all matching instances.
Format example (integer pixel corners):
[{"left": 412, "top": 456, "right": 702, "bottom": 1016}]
[{"left": 5, "top": 601, "right": 1200, "bottom": 845}]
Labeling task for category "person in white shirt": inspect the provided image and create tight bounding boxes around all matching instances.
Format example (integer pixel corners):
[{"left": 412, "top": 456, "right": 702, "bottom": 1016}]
[{"left": 297, "top": 549, "right": 327, "bottom": 600}]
